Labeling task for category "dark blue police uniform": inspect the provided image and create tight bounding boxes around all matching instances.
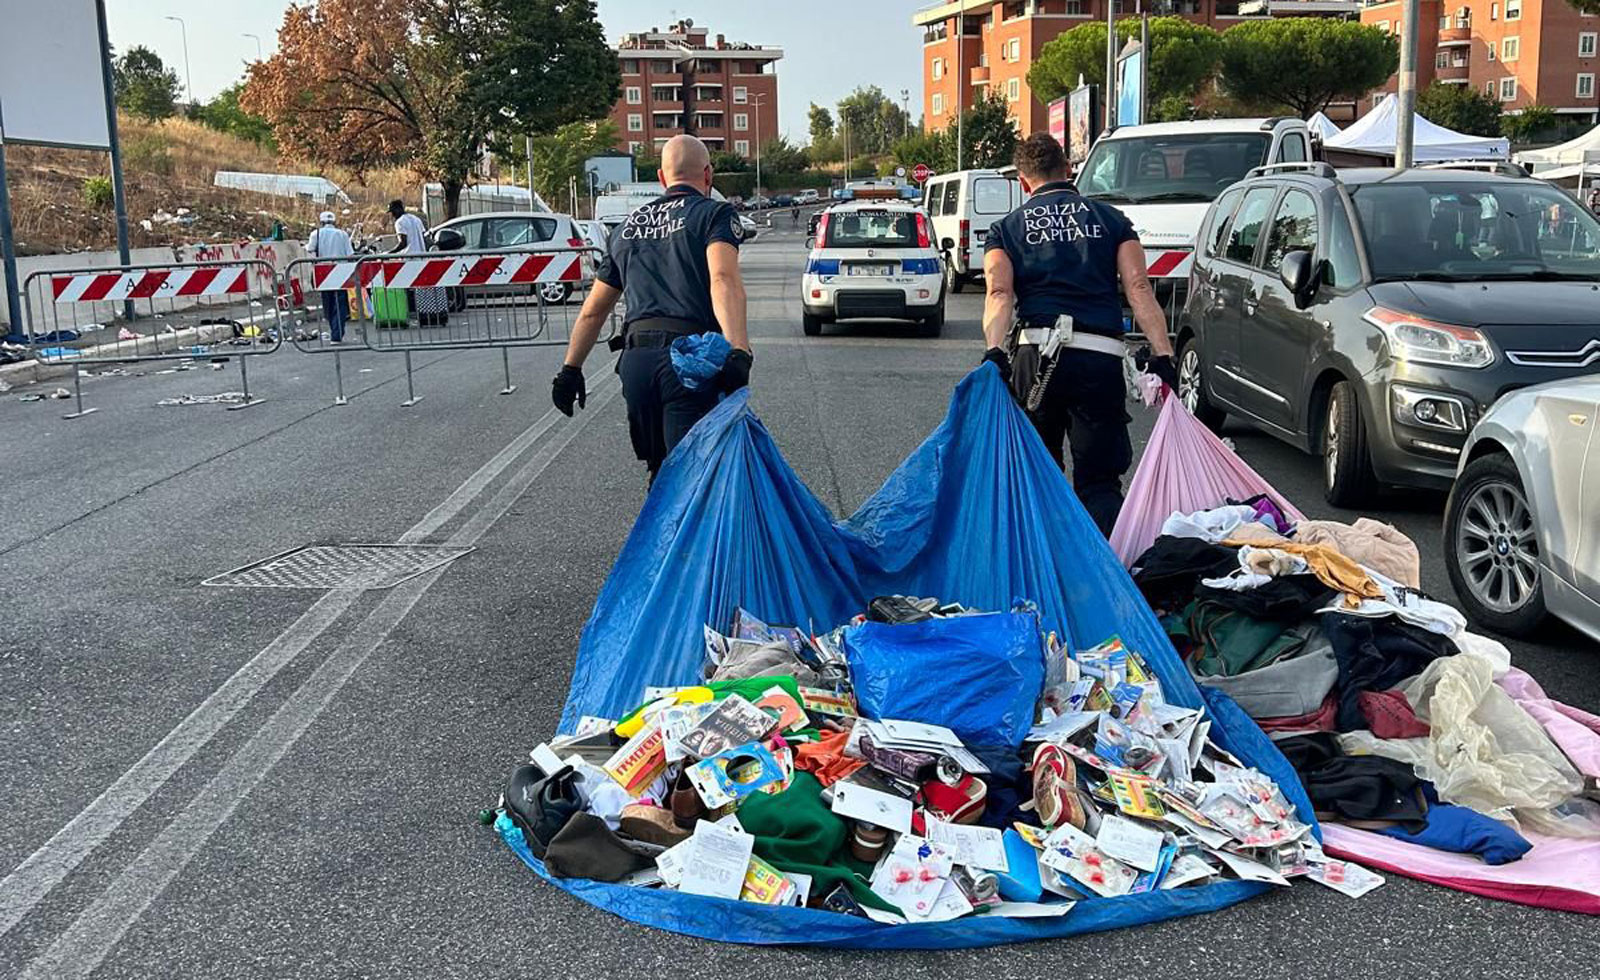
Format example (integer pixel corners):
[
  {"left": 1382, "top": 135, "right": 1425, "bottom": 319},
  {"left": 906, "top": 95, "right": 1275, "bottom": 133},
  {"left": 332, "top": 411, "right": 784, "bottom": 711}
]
[
  {"left": 984, "top": 180, "right": 1139, "bottom": 534},
  {"left": 596, "top": 184, "right": 745, "bottom": 474}
]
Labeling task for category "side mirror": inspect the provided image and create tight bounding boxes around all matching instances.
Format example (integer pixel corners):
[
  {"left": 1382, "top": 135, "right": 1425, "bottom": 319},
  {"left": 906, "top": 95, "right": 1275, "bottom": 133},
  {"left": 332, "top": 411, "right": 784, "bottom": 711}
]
[
  {"left": 1279, "top": 249, "right": 1317, "bottom": 308},
  {"left": 940, "top": 236, "right": 955, "bottom": 251}
]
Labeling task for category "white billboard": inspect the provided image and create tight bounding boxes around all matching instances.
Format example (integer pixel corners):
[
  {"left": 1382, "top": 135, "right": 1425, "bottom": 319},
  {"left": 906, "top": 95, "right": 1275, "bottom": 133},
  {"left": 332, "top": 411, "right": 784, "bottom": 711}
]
[{"left": 0, "top": 0, "right": 111, "bottom": 149}]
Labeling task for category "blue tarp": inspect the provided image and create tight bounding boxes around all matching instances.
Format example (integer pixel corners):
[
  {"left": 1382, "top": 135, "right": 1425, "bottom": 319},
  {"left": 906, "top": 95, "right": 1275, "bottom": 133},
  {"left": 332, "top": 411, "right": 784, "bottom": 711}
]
[{"left": 523, "top": 365, "right": 1317, "bottom": 948}]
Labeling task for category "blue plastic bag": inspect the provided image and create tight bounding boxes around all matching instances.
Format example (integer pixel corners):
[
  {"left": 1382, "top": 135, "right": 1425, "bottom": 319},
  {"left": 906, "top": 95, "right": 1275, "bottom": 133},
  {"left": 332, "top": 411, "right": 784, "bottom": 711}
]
[
  {"left": 541, "top": 365, "right": 1318, "bottom": 948},
  {"left": 669, "top": 332, "right": 731, "bottom": 391}
]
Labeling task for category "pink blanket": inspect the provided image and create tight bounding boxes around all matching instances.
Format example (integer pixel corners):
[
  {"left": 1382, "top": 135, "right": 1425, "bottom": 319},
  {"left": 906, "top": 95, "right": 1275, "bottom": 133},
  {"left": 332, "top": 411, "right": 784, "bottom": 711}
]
[
  {"left": 1110, "top": 393, "right": 1304, "bottom": 566},
  {"left": 1498, "top": 667, "right": 1600, "bottom": 781},
  {"left": 1323, "top": 824, "right": 1600, "bottom": 914}
]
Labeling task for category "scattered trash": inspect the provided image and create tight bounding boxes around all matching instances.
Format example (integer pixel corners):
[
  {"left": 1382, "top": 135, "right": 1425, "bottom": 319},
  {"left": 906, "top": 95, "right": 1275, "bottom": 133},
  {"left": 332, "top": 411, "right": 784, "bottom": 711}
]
[
  {"left": 47, "top": 387, "right": 72, "bottom": 399},
  {"left": 18, "top": 393, "right": 43, "bottom": 402},
  {"left": 211, "top": 362, "right": 226, "bottom": 371},
  {"left": 117, "top": 327, "right": 141, "bottom": 341},
  {"left": 157, "top": 391, "right": 247, "bottom": 406},
  {"left": 358, "top": 368, "right": 374, "bottom": 373},
  {"left": 0, "top": 379, "right": 10, "bottom": 393}
]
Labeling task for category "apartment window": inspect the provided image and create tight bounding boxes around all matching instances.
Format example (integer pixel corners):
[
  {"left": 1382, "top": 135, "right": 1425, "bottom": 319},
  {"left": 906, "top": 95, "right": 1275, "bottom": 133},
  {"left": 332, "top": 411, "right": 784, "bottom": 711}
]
[
  {"left": 627, "top": 113, "right": 643, "bottom": 132},
  {"left": 1502, "top": 36, "right": 1519, "bottom": 61},
  {"left": 733, "top": 86, "right": 748, "bottom": 104},
  {"left": 1490, "top": 3, "right": 1498, "bottom": 19},
  {"left": 932, "top": 92, "right": 945, "bottom": 115},
  {"left": 932, "top": 57, "right": 944, "bottom": 80},
  {"left": 1583, "top": 33, "right": 1598, "bottom": 57},
  {"left": 1437, "top": 14, "right": 1448, "bottom": 29},
  {"left": 1485, "top": 80, "right": 1495, "bottom": 96},
  {"left": 625, "top": 86, "right": 641, "bottom": 105},
  {"left": 1377, "top": 19, "right": 1391, "bottom": 32},
  {"left": 1455, "top": 12, "right": 1470, "bottom": 27},
  {"left": 1066, "top": 0, "right": 1085, "bottom": 12},
  {"left": 1007, "top": 38, "right": 1021, "bottom": 62},
  {"left": 1436, "top": 51, "right": 1449, "bottom": 68},
  {"left": 734, "top": 113, "right": 749, "bottom": 131},
  {"left": 1581, "top": 73, "right": 1596, "bottom": 98},
  {"left": 1500, "top": 76, "right": 1518, "bottom": 101},
  {"left": 1488, "top": 44, "right": 1496, "bottom": 62},
  {"left": 627, "top": 141, "right": 642, "bottom": 154},
  {"left": 1506, "top": 0, "right": 1521, "bottom": 19},
  {"left": 622, "top": 59, "right": 639, "bottom": 75},
  {"left": 1453, "top": 51, "right": 1469, "bottom": 67},
  {"left": 734, "top": 140, "right": 750, "bottom": 155},
  {"left": 1007, "top": 77, "right": 1021, "bottom": 102}
]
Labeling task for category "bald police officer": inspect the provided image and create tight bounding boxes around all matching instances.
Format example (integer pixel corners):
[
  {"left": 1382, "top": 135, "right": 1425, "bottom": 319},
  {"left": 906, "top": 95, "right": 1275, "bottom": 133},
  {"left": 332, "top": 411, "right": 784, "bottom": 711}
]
[
  {"left": 981, "top": 133, "right": 1179, "bottom": 536},
  {"left": 553, "top": 135, "right": 752, "bottom": 479}
]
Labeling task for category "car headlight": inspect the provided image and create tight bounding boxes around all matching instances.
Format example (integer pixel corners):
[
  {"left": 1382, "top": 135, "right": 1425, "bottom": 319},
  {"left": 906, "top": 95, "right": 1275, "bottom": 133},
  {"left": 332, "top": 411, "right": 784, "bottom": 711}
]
[{"left": 1364, "top": 306, "right": 1495, "bottom": 369}]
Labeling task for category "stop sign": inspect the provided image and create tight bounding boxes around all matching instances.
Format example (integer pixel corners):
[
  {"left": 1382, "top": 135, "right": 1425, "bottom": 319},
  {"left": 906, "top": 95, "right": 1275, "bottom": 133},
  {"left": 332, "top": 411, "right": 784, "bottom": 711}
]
[{"left": 912, "top": 163, "right": 932, "bottom": 183}]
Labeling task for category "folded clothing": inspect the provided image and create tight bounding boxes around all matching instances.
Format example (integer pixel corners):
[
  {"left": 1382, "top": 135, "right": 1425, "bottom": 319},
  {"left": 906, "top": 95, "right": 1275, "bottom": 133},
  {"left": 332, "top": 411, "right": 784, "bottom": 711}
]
[
  {"left": 1322, "top": 612, "right": 1457, "bottom": 733},
  {"left": 1194, "top": 624, "right": 1337, "bottom": 718},
  {"left": 1296, "top": 518, "right": 1421, "bottom": 589},
  {"left": 1275, "top": 732, "right": 1430, "bottom": 831}
]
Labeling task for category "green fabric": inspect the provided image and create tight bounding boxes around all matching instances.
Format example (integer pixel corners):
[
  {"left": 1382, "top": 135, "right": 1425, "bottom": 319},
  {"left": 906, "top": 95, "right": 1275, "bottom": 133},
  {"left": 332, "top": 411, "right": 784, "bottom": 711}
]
[
  {"left": 735, "top": 772, "right": 899, "bottom": 914},
  {"left": 1172, "top": 599, "right": 1305, "bottom": 677}
]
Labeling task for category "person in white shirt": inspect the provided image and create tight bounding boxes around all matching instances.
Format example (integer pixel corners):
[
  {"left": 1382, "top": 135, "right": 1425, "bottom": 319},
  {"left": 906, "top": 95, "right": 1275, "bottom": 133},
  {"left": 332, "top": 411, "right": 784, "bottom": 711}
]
[
  {"left": 305, "top": 211, "right": 354, "bottom": 343},
  {"left": 388, "top": 200, "right": 428, "bottom": 254}
]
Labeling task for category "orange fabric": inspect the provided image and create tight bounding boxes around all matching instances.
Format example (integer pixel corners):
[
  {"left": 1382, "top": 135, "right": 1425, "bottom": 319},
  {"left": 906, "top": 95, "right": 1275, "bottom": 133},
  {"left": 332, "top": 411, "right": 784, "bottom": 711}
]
[
  {"left": 1223, "top": 537, "right": 1384, "bottom": 605},
  {"left": 794, "top": 730, "right": 866, "bottom": 787}
]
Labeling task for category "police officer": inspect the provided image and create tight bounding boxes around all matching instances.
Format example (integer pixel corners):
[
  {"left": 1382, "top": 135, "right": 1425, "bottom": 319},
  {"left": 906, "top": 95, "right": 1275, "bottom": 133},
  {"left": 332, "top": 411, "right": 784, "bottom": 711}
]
[
  {"left": 981, "top": 133, "right": 1179, "bottom": 536},
  {"left": 552, "top": 135, "right": 752, "bottom": 479}
]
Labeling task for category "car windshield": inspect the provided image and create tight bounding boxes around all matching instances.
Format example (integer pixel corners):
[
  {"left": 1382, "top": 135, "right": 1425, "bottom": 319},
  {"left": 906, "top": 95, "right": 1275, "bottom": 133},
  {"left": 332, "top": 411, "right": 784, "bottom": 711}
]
[
  {"left": 1351, "top": 181, "right": 1600, "bottom": 281},
  {"left": 1078, "top": 133, "right": 1272, "bottom": 204},
  {"left": 824, "top": 210, "right": 917, "bottom": 248}
]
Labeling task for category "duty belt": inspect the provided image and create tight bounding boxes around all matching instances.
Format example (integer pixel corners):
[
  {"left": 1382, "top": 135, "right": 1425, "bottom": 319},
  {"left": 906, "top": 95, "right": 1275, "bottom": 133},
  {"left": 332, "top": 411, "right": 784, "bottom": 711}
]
[
  {"left": 620, "top": 317, "right": 711, "bottom": 350},
  {"left": 1013, "top": 326, "right": 1126, "bottom": 358},
  {"left": 1009, "top": 316, "right": 1128, "bottom": 413}
]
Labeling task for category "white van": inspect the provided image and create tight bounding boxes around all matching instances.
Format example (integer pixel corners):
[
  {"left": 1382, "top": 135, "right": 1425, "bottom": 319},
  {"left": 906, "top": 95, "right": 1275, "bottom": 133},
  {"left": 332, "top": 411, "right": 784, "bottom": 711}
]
[{"left": 922, "top": 169, "right": 1022, "bottom": 294}]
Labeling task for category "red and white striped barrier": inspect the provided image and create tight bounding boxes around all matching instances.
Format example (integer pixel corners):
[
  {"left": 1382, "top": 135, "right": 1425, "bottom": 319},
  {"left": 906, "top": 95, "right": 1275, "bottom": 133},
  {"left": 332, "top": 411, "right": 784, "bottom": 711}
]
[
  {"left": 1144, "top": 248, "right": 1193, "bottom": 279},
  {"left": 50, "top": 265, "right": 252, "bottom": 303},
  {"left": 319, "top": 252, "right": 585, "bottom": 291}
]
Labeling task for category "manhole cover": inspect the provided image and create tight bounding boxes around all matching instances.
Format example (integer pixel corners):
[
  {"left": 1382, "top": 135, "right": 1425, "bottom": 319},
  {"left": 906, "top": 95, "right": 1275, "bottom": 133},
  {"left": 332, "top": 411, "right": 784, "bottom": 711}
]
[{"left": 202, "top": 544, "right": 475, "bottom": 590}]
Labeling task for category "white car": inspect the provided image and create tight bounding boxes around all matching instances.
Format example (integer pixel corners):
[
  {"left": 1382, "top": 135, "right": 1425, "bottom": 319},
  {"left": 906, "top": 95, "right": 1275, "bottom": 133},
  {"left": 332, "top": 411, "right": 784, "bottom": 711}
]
[
  {"left": 801, "top": 201, "right": 944, "bottom": 337},
  {"left": 428, "top": 209, "right": 585, "bottom": 303},
  {"left": 795, "top": 189, "right": 820, "bottom": 205}
]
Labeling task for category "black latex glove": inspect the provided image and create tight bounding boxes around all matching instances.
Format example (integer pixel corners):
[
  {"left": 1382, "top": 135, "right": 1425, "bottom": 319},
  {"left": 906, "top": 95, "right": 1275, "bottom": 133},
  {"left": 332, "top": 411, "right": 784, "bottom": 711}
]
[
  {"left": 1148, "top": 353, "right": 1180, "bottom": 393},
  {"left": 551, "top": 365, "right": 586, "bottom": 417},
  {"left": 722, "top": 348, "right": 753, "bottom": 393},
  {"left": 982, "top": 346, "right": 1012, "bottom": 382}
]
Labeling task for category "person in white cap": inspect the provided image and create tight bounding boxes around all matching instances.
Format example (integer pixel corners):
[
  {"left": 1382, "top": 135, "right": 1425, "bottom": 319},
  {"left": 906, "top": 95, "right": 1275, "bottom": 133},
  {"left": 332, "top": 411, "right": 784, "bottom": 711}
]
[{"left": 306, "top": 211, "right": 354, "bottom": 343}]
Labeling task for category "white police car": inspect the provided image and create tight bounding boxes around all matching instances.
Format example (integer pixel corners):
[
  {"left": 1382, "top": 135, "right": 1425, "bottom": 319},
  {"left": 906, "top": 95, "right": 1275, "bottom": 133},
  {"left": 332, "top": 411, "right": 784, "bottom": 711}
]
[{"left": 801, "top": 200, "right": 945, "bottom": 337}]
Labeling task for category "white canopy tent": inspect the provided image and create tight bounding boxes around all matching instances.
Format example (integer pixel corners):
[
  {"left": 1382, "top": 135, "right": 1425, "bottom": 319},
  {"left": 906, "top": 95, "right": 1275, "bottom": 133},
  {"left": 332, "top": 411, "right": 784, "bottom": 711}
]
[
  {"left": 213, "top": 171, "right": 352, "bottom": 204},
  {"left": 1514, "top": 125, "right": 1600, "bottom": 172},
  {"left": 1306, "top": 111, "right": 1342, "bottom": 141},
  {"left": 1326, "top": 94, "right": 1510, "bottom": 162}
]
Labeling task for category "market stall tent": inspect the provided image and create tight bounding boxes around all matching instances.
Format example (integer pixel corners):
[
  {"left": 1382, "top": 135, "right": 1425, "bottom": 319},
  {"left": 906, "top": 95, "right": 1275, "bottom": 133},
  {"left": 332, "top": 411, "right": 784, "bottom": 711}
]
[
  {"left": 1515, "top": 124, "right": 1600, "bottom": 172},
  {"left": 1307, "top": 111, "right": 1342, "bottom": 142},
  {"left": 1325, "top": 94, "right": 1510, "bottom": 163}
]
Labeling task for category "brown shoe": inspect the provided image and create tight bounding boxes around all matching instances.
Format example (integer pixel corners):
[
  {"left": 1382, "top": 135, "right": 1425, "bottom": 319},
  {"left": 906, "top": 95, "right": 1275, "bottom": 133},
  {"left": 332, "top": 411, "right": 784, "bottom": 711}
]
[
  {"left": 619, "top": 804, "right": 691, "bottom": 847},
  {"left": 670, "top": 770, "right": 706, "bottom": 829}
]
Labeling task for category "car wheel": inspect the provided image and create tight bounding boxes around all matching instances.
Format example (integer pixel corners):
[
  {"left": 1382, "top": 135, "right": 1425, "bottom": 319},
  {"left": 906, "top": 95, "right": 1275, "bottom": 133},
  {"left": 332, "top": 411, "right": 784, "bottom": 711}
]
[
  {"left": 447, "top": 287, "right": 467, "bottom": 313},
  {"left": 920, "top": 305, "right": 945, "bottom": 338},
  {"left": 944, "top": 259, "right": 965, "bottom": 295},
  {"left": 1177, "top": 335, "right": 1225, "bottom": 432},
  {"left": 1322, "top": 380, "right": 1377, "bottom": 507},
  {"left": 1445, "top": 453, "right": 1547, "bottom": 636},
  {"left": 802, "top": 313, "right": 824, "bottom": 337},
  {"left": 538, "top": 282, "right": 572, "bottom": 305}
]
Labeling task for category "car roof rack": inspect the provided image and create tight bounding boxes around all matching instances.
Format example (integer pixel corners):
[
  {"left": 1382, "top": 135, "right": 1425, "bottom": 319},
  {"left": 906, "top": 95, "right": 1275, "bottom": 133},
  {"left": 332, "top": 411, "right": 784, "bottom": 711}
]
[
  {"left": 1246, "top": 161, "right": 1339, "bottom": 179},
  {"left": 1416, "top": 160, "right": 1531, "bottom": 178}
]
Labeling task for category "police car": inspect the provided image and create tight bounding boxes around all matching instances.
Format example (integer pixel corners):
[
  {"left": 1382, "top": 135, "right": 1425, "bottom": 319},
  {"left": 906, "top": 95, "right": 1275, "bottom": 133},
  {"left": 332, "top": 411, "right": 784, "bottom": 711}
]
[{"left": 801, "top": 200, "right": 945, "bottom": 337}]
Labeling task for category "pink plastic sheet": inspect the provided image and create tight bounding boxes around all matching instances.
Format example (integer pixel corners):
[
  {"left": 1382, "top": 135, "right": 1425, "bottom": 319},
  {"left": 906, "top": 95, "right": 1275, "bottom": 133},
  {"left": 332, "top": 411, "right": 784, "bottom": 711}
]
[
  {"left": 1498, "top": 667, "right": 1600, "bottom": 781},
  {"left": 1323, "top": 824, "right": 1600, "bottom": 914},
  {"left": 1110, "top": 393, "right": 1304, "bottom": 567}
]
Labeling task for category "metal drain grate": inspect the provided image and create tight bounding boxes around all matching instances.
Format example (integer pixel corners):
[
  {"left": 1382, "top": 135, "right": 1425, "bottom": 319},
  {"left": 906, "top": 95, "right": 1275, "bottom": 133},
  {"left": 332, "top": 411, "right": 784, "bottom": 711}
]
[{"left": 202, "top": 544, "right": 475, "bottom": 590}]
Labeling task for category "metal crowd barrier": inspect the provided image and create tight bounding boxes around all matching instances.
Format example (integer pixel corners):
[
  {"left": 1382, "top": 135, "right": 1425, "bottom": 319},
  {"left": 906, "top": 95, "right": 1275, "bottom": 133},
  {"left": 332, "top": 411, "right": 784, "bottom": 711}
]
[
  {"left": 349, "top": 245, "right": 619, "bottom": 406},
  {"left": 22, "top": 258, "right": 282, "bottom": 418},
  {"left": 281, "top": 255, "right": 368, "bottom": 406}
]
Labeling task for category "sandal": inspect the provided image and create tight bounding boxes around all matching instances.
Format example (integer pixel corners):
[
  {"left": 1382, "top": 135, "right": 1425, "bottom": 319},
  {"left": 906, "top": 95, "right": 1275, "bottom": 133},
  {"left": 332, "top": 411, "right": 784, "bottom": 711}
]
[{"left": 1030, "top": 743, "right": 1079, "bottom": 829}]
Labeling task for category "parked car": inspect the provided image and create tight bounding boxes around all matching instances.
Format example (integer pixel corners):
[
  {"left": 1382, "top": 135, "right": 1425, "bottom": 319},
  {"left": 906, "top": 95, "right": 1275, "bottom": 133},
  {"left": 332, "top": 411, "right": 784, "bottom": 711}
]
[
  {"left": 1178, "top": 163, "right": 1600, "bottom": 505},
  {"left": 574, "top": 219, "right": 611, "bottom": 257},
  {"left": 1444, "top": 378, "right": 1600, "bottom": 642},
  {"left": 746, "top": 195, "right": 772, "bottom": 210},
  {"left": 922, "top": 169, "right": 1022, "bottom": 295},
  {"left": 801, "top": 200, "right": 944, "bottom": 337},
  {"left": 795, "top": 189, "right": 820, "bottom": 205},
  {"left": 428, "top": 210, "right": 585, "bottom": 304},
  {"left": 772, "top": 193, "right": 795, "bottom": 207}
]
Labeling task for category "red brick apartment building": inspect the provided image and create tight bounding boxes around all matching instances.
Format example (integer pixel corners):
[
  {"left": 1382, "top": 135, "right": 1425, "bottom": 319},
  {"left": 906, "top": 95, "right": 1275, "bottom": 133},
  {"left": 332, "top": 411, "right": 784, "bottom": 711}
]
[
  {"left": 606, "top": 20, "right": 781, "bottom": 159},
  {"left": 914, "top": 0, "right": 1360, "bottom": 135},
  {"left": 1360, "top": 0, "right": 1600, "bottom": 123}
]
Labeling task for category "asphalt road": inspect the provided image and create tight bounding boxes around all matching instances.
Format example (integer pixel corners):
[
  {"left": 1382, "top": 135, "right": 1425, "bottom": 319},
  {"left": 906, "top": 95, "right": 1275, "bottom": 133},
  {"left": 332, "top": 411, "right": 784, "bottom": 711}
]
[{"left": 2, "top": 227, "right": 1596, "bottom": 979}]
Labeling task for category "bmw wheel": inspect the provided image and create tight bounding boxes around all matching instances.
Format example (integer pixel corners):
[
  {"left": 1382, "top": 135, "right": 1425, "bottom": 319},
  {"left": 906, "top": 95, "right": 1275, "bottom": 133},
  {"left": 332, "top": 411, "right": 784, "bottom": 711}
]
[
  {"left": 1177, "top": 335, "right": 1225, "bottom": 432},
  {"left": 1445, "top": 453, "right": 1547, "bottom": 636}
]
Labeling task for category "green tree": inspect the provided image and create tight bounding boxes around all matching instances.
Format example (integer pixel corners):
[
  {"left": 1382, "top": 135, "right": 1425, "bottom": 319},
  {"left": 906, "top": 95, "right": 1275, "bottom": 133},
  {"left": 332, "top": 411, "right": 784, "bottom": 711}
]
[
  {"left": 837, "top": 86, "right": 911, "bottom": 156},
  {"left": 196, "top": 82, "right": 276, "bottom": 147},
  {"left": 955, "top": 94, "right": 1019, "bottom": 170},
  {"left": 1030, "top": 18, "right": 1223, "bottom": 109},
  {"left": 710, "top": 150, "right": 751, "bottom": 174},
  {"left": 759, "top": 136, "right": 808, "bottom": 174},
  {"left": 1416, "top": 81, "right": 1502, "bottom": 137},
  {"left": 892, "top": 129, "right": 949, "bottom": 172},
  {"left": 1219, "top": 19, "right": 1398, "bottom": 118},
  {"left": 808, "top": 133, "right": 843, "bottom": 164},
  {"left": 808, "top": 103, "right": 834, "bottom": 142},
  {"left": 527, "top": 119, "right": 621, "bottom": 207},
  {"left": 1502, "top": 104, "right": 1557, "bottom": 143},
  {"left": 113, "top": 45, "right": 181, "bottom": 120}
]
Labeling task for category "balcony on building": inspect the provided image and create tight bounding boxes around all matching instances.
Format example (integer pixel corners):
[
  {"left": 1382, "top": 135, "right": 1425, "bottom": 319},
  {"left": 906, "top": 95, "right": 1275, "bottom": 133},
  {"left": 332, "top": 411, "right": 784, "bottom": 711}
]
[
  {"left": 1437, "top": 59, "right": 1471, "bottom": 80},
  {"left": 971, "top": 65, "right": 991, "bottom": 84}
]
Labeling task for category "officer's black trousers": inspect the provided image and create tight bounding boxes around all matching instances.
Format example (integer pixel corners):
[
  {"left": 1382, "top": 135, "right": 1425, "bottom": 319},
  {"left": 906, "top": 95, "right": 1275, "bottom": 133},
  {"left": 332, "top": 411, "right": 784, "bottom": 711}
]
[
  {"left": 1014, "top": 346, "right": 1132, "bottom": 537},
  {"left": 618, "top": 345, "right": 721, "bottom": 477}
]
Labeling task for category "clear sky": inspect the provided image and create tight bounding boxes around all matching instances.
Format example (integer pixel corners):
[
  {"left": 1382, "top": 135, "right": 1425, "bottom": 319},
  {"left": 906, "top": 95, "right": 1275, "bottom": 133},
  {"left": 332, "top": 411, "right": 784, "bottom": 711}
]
[{"left": 104, "top": 0, "right": 926, "bottom": 143}]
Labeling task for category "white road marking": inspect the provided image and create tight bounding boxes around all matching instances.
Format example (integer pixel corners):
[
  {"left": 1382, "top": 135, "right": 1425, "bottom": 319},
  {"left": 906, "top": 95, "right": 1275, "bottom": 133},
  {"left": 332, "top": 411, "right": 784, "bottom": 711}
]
[{"left": 0, "top": 371, "right": 618, "bottom": 942}]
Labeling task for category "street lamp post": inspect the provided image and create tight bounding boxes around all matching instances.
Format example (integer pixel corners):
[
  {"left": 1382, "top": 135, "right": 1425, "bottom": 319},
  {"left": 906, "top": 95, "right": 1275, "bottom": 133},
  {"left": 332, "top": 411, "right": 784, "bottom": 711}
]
[
  {"left": 901, "top": 89, "right": 910, "bottom": 139},
  {"left": 752, "top": 93, "right": 766, "bottom": 200},
  {"left": 165, "top": 16, "right": 193, "bottom": 106},
  {"left": 242, "top": 33, "right": 263, "bottom": 62}
]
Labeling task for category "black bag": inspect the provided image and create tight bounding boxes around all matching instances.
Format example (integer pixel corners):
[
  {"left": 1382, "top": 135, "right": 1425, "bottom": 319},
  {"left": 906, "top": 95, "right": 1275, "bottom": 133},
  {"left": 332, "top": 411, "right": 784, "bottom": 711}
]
[{"left": 505, "top": 764, "right": 584, "bottom": 858}]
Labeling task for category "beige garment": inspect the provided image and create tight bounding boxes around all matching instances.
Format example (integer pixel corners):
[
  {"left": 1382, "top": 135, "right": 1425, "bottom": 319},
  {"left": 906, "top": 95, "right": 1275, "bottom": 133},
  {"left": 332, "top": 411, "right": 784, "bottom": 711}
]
[
  {"left": 1296, "top": 518, "right": 1421, "bottom": 589},
  {"left": 1222, "top": 537, "right": 1384, "bottom": 604},
  {"left": 1225, "top": 522, "right": 1289, "bottom": 547}
]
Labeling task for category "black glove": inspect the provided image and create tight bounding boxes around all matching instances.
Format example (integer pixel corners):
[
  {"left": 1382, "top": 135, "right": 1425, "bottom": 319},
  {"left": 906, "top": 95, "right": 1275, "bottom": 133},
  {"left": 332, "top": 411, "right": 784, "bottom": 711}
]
[
  {"left": 982, "top": 346, "right": 1012, "bottom": 383},
  {"left": 1148, "top": 354, "right": 1180, "bottom": 393},
  {"left": 551, "top": 365, "right": 586, "bottom": 417},
  {"left": 721, "top": 348, "right": 753, "bottom": 393}
]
